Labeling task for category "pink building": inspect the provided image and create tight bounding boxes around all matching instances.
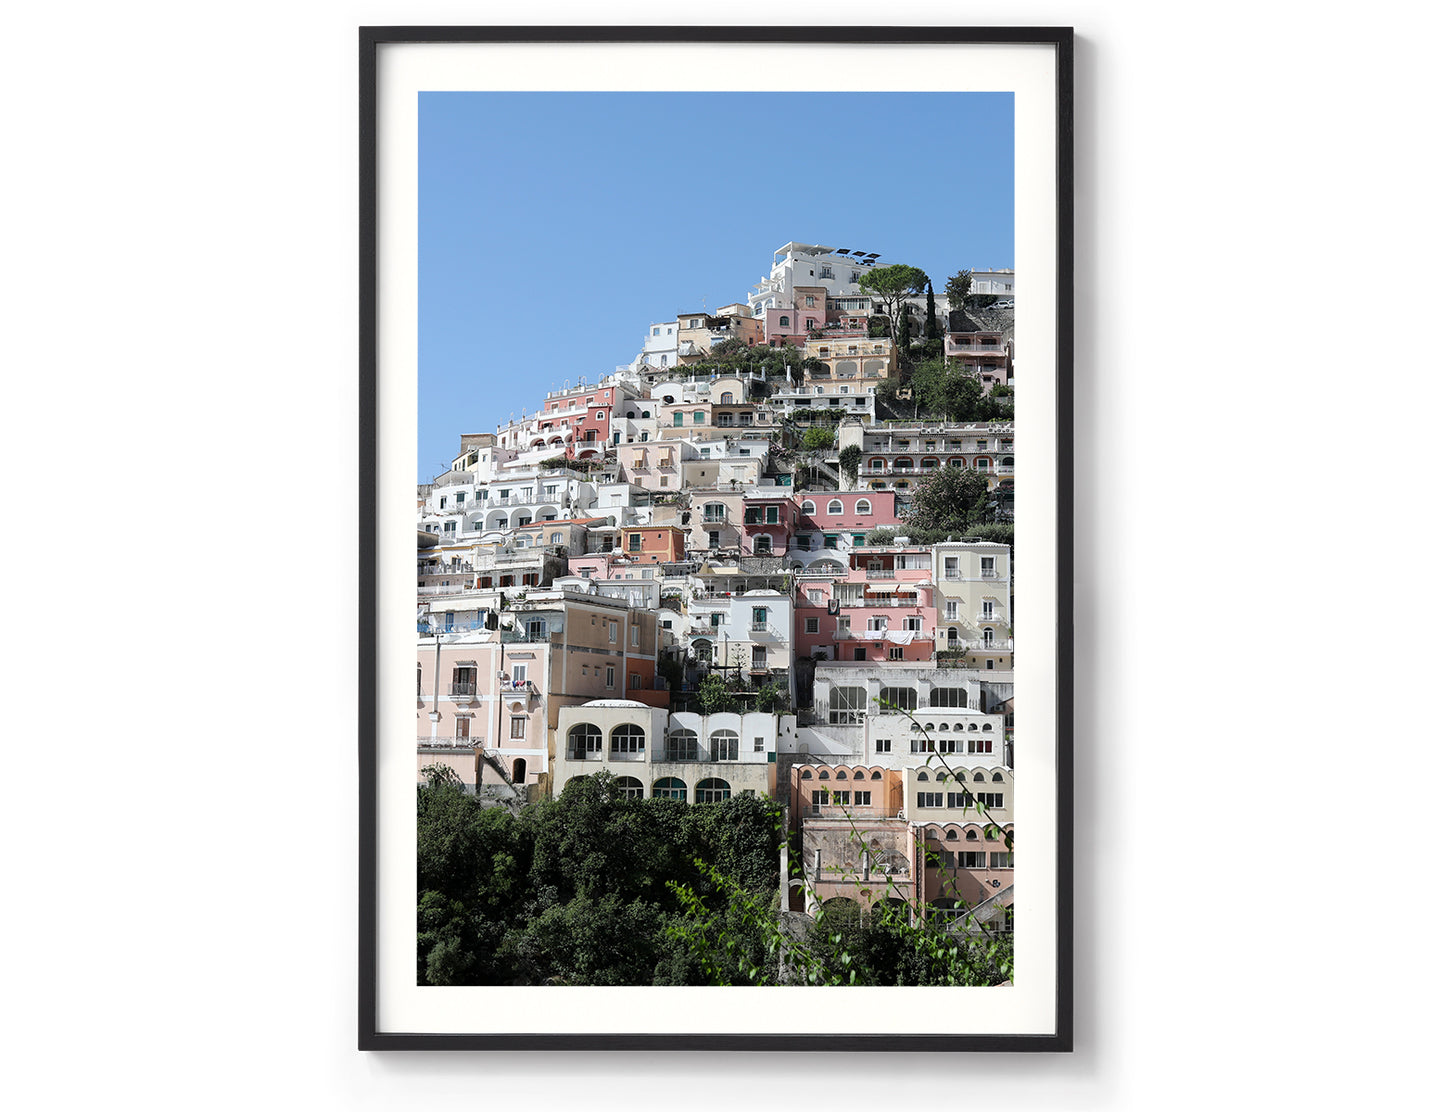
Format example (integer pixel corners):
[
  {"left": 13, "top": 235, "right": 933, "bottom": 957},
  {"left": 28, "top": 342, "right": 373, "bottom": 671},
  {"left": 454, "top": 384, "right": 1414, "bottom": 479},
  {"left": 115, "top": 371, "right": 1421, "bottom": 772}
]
[
  {"left": 789, "top": 490, "right": 901, "bottom": 562},
  {"left": 831, "top": 544, "right": 936, "bottom": 663},
  {"left": 739, "top": 492, "right": 800, "bottom": 556}
]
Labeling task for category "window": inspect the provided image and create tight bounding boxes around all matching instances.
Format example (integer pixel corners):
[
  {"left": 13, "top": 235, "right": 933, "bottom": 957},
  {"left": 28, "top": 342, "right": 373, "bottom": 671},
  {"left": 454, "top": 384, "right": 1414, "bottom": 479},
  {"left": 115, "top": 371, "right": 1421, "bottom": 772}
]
[
  {"left": 754, "top": 736, "right": 765, "bottom": 753},
  {"left": 611, "top": 724, "right": 645, "bottom": 753},
  {"left": 703, "top": 503, "right": 725, "bottom": 523},
  {"left": 695, "top": 778, "right": 731, "bottom": 803},
  {"left": 454, "top": 716, "right": 470, "bottom": 741},
  {"left": 990, "top": 852, "right": 1014, "bottom": 868},
  {"left": 944, "top": 557, "right": 960, "bottom": 580},
  {"left": 977, "top": 793, "right": 1005, "bottom": 809},
  {"left": 550, "top": 532, "right": 563, "bottom": 544},
  {"left": 823, "top": 534, "right": 838, "bottom": 549},
  {"left": 855, "top": 791, "right": 871, "bottom": 805},
  {"left": 917, "top": 792, "right": 943, "bottom": 808},
  {"left": 708, "top": 531, "right": 720, "bottom": 548},
  {"left": 945, "top": 601, "right": 958, "bottom": 620},
  {"left": 631, "top": 625, "right": 640, "bottom": 647},
  {"left": 969, "top": 738, "right": 993, "bottom": 755},
  {"left": 854, "top": 499, "right": 871, "bottom": 515},
  {"left": 666, "top": 728, "right": 698, "bottom": 762},
  {"left": 867, "top": 616, "right": 889, "bottom": 632},
  {"left": 653, "top": 777, "right": 687, "bottom": 801},
  {"left": 805, "top": 295, "right": 816, "bottom": 307},
  {"left": 804, "top": 617, "right": 819, "bottom": 633},
  {"left": 931, "top": 687, "right": 968, "bottom": 708},
  {"left": 874, "top": 738, "right": 891, "bottom": 753},
  {"left": 878, "top": 686, "right": 917, "bottom": 713},
  {"left": 628, "top": 533, "right": 641, "bottom": 552},
  {"left": 980, "top": 557, "right": 996, "bottom": 578},
  {"left": 629, "top": 673, "right": 641, "bottom": 689},
  {"left": 673, "top": 412, "right": 684, "bottom": 427},
  {"left": 709, "top": 730, "right": 739, "bottom": 761},
  {"left": 888, "top": 647, "right": 904, "bottom": 660},
  {"left": 852, "top": 534, "right": 866, "bottom": 546},
  {"left": 800, "top": 499, "right": 816, "bottom": 515},
  {"left": 947, "top": 791, "right": 972, "bottom": 808},
  {"left": 694, "top": 411, "right": 705, "bottom": 424},
  {"left": 904, "top": 617, "right": 922, "bottom": 632},
  {"left": 511, "top": 664, "right": 527, "bottom": 686},
  {"left": 605, "top": 666, "right": 615, "bottom": 688},
  {"left": 780, "top": 315, "right": 790, "bottom": 327},
  {"left": 827, "top": 500, "right": 843, "bottom": 515},
  {"left": 751, "top": 646, "right": 768, "bottom": 670},
  {"left": 963, "top": 852, "right": 987, "bottom": 869},
  {"left": 829, "top": 686, "right": 867, "bottom": 725},
  {"left": 754, "top": 535, "right": 772, "bottom": 553},
  {"left": 568, "top": 723, "right": 602, "bottom": 759},
  {"left": 831, "top": 791, "right": 851, "bottom": 806},
  {"left": 608, "top": 621, "right": 618, "bottom": 643}
]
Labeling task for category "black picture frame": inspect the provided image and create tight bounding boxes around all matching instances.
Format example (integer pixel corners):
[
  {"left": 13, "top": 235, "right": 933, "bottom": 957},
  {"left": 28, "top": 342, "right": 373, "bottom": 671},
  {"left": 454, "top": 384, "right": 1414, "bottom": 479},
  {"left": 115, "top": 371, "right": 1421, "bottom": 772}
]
[{"left": 360, "top": 25, "right": 1073, "bottom": 1052}]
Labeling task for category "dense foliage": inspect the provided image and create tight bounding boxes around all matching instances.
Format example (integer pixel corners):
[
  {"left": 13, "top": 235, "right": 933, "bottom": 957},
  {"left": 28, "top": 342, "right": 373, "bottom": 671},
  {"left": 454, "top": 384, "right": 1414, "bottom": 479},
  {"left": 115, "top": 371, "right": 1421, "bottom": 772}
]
[{"left": 417, "top": 769, "right": 782, "bottom": 986}]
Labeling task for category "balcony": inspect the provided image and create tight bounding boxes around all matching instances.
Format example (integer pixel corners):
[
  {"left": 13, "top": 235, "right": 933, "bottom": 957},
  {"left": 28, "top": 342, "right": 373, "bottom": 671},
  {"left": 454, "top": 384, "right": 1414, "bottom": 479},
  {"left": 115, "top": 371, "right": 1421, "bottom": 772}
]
[
  {"left": 449, "top": 682, "right": 478, "bottom": 701},
  {"left": 865, "top": 569, "right": 897, "bottom": 580},
  {"left": 417, "top": 583, "right": 483, "bottom": 596},
  {"left": 498, "top": 630, "right": 553, "bottom": 644},
  {"left": 839, "top": 598, "right": 924, "bottom": 609},
  {"left": 980, "top": 569, "right": 999, "bottom": 578},
  {"left": 417, "top": 737, "right": 476, "bottom": 749}
]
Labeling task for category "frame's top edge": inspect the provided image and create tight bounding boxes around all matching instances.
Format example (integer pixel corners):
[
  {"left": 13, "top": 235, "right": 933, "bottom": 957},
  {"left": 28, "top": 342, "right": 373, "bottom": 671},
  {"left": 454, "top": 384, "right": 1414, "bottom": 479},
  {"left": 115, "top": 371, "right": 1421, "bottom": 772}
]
[{"left": 359, "top": 26, "right": 1074, "bottom": 47}]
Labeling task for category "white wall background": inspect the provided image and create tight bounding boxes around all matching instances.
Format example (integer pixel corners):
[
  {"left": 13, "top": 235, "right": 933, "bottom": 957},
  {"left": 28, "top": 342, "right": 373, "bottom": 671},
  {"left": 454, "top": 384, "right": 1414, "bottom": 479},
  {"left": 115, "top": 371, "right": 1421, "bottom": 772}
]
[{"left": 2, "top": 1, "right": 1439, "bottom": 1107}]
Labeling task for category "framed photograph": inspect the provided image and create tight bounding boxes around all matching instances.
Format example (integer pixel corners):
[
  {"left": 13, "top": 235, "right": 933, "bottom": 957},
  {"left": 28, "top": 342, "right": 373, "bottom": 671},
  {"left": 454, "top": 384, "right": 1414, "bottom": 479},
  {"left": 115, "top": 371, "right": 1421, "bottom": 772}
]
[{"left": 361, "top": 26, "right": 1072, "bottom": 1051}]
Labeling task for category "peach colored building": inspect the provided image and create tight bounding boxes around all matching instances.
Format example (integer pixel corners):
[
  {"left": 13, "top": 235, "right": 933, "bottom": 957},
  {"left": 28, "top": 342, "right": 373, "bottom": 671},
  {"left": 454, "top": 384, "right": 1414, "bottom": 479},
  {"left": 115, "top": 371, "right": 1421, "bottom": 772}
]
[
  {"left": 619, "top": 524, "right": 687, "bottom": 564},
  {"left": 801, "top": 336, "right": 897, "bottom": 383}
]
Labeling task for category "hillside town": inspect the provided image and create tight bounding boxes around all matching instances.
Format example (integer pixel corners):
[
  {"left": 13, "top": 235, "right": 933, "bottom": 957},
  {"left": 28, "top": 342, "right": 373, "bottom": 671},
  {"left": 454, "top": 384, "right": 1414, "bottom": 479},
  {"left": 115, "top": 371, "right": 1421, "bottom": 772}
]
[{"left": 416, "top": 242, "right": 1017, "bottom": 939}]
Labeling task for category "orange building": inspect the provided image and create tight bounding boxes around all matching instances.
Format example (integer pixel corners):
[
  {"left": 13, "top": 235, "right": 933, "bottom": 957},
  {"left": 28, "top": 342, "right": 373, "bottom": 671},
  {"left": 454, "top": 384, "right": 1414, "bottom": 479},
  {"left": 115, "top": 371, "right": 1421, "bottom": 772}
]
[{"left": 619, "top": 524, "right": 687, "bottom": 564}]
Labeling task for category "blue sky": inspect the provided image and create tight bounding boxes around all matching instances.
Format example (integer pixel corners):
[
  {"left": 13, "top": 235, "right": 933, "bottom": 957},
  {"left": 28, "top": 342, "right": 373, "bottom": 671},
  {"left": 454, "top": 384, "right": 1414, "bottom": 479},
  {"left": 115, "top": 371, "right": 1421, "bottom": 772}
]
[{"left": 419, "top": 92, "right": 1013, "bottom": 481}]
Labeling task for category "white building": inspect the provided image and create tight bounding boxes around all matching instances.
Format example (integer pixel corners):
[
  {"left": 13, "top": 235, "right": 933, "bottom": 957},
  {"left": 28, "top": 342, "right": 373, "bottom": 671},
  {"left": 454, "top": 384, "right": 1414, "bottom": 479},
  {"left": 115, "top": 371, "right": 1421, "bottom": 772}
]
[{"left": 748, "top": 242, "right": 883, "bottom": 317}]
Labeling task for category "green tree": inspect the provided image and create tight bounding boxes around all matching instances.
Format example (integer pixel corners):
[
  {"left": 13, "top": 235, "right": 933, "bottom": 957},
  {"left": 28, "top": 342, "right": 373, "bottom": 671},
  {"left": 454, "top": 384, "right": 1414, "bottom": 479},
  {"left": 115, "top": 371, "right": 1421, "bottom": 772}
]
[
  {"left": 838, "top": 444, "right": 862, "bottom": 486},
  {"left": 905, "top": 465, "right": 995, "bottom": 536},
  {"left": 802, "top": 425, "right": 836, "bottom": 452},
  {"left": 945, "top": 268, "right": 973, "bottom": 309},
  {"left": 858, "top": 264, "right": 928, "bottom": 344},
  {"left": 925, "top": 281, "right": 941, "bottom": 340},
  {"left": 908, "top": 358, "right": 987, "bottom": 421},
  {"left": 696, "top": 671, "right": 736, "bottom": 714}
]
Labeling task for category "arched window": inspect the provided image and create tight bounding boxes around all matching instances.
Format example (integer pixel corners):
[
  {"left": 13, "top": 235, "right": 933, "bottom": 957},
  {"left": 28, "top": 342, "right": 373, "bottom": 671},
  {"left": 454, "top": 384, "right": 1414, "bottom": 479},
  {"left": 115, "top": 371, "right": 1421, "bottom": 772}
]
[
  {"left": 550, "top": 532, "right": 563, "bottom": 544},
  {"left": 819, "top": 770, "right": 831, "bottom": 780},
  {"left": 615, "top": 776, "right": 645, "bottom": 799},
  {"left": 800, "top": 769, "right": 813, "bottom": 780},
  {"left": 918, "top": 771, "right": 930, "bottom": 781},
  {"left": 968, "top": 723, "right": 979, "bottom": 732},
  {"left": 800, "top": 499, "right": 816, "bottom": 515},
  {"left": 567, "top": 723, "right": 602, "bottom": 759},
  {"left": 945, "top": 829, "right": 959, "bottom": 841},
  {"left": 983, "top": 629, "right": 995, "bottom": 646},
  {"left": 611, "top": 724, "right": 645, "bottom": 754},
  {"left": 853, "top": 770, "right": 864, "bottom": 780},
  {"left": 871, "top": 771, "right": 882, "bottom": 780},
  {"left": 966, "top": 829, "right": 979, "bottom": 841},
  {"left": 708, "top": 730, "right": 739, "bottom": 761},
  {"left": 895, "top": 458, "right": 913, "bottom": 471},
  {"left": 974, "top": 458, "right": 990, "bottom": 470},
  {"left": 665, "top": 728, "right": 698, "bottom": 762},
  {"left": 854, "top": 499, "right": 871, "bottom": 515},
  {"left": 827, "top": 499, "right": 843, "bottom": 515},
  {"left": 869, "top": 458, "right": 884, "bottom": 471},
  {"left": 973, "top": 772, "right": 986, "bottom": 782},
  {"left": 921, "top": 458, "right": 939, "bottom": 470},
  {"left": 780, "top": 316, "right": 790, "bottom": 327},
  {"left": 982, "top": 723, "right": 993, "bottom": 732},
  {"left": 652, "top": 777, "right": 687, "bottom": 801},
  {"left": 993, "top": 772, "right": 1005, "bottom": 782},
  {"left": 754, "top": 534, "right": 772, "bottom": 553},
  {"left": 720, "top": 391, "right": 734, "bottom": 404},
  {"left": 695, "top": 778, "right": 731, "bottom": 803}
]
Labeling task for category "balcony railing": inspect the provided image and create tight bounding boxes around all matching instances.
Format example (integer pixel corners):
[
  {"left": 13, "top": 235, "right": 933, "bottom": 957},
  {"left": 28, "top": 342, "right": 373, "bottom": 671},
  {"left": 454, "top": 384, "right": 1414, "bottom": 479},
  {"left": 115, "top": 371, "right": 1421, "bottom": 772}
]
[
  {"left": 864, "top": 569, "right": 897, "bottom": 579},
  {"left": 839, "top": 598, "right": 924, "bottom": 609},
  {"left": 417, "top": 737, "right": 476, "bottom": 748},
  {"left": 448, "top": 682, "right": 477, "bottom": 697}
]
